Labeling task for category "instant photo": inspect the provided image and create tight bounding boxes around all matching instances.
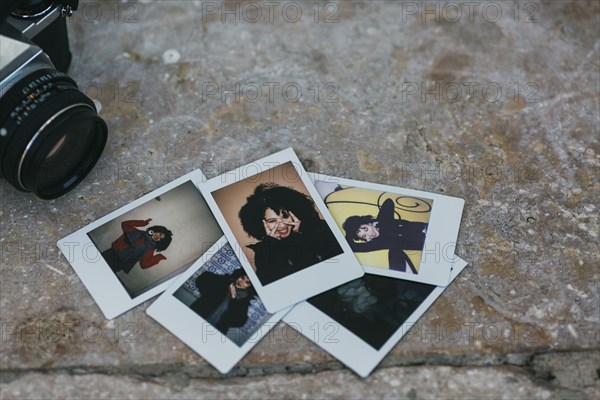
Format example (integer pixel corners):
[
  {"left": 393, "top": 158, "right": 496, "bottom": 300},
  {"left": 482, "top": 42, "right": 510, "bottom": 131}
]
[
  {"left": 283, "top": 257, "right": 469, "bottom": 378},
  {"left": 200, "top": 148, "right": 364, "bottom": 313},
  {"left": 58, "top": 171, "right": 223, "bottom": 319},
  {"left": 312, "top": 174, "right": 464, "bottom": 286},
  {"left": 172, "top": 241, "right": 271, "bottom": 347},
  {"left": 147, "top": 237, "right": 289, "bottom": 373},
  {"left": 307, "top": 275, "right": 435, "bottom": 351}
]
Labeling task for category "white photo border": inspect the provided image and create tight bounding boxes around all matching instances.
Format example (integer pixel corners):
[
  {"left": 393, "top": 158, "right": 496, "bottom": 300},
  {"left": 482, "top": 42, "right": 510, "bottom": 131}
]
[
  {"left": 146, "top": 236, "right": 290, "bottom": 374},
  {"left": 199, "top": 148, "right": 364, "bottom": 313},
  {"left": 283, "top": 257, "right": 468, "bottom": 378},
  {"left": 57, "top": 170, "right": 220, "bottom": 320},
  {"left": 309, "top": 172, "right": 464, "bottom": 286}
]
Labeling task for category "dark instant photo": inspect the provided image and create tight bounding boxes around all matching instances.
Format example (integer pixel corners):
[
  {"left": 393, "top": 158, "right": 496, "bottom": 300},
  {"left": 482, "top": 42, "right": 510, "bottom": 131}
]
[{"left": 307, "top": 274, "right": 436, "bottom": 350}]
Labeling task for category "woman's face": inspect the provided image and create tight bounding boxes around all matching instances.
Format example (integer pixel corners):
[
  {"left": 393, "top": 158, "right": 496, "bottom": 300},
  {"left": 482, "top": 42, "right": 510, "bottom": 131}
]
[
  {"left": 151, "top": 232, "right": 166, "bottom": 242},
  {"left": 263, "top": 208, "right": 293, "bottom": 239},
  {"left": 235, "top": 275, "right": 252, "bottom": 289},
  {"left": 357, "top": 223, "right": 379, "bottom": 241}
]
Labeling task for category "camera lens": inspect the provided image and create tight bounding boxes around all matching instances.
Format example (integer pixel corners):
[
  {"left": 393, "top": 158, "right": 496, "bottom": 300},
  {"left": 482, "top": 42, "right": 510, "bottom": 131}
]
[{"left": 0, "top": 68, "right": 108, "bottom": 199}]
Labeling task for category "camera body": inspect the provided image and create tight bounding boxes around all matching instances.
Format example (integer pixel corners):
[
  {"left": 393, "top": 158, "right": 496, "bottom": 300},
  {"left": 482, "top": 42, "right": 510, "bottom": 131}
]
[
  {"left": 1, "top": 0, "right": 76, "bottom": 77},
  {"left": 0, "top": 0, "right": 108, "bottom": 200}
]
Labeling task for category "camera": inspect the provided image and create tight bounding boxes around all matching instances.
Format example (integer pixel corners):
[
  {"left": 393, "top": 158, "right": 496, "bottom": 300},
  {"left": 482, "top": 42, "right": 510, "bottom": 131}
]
[{"left": 0, "top": 0, "right": 107, "bottom": 199}]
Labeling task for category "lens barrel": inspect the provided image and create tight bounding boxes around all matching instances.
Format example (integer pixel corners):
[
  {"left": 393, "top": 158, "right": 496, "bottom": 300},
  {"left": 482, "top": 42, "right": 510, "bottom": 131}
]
[
  {"left": 10, "top": 1, "right": 55, "bottom": 19},
  {"left": 0, "top": 68, "right": 108, "bottom": 199}
]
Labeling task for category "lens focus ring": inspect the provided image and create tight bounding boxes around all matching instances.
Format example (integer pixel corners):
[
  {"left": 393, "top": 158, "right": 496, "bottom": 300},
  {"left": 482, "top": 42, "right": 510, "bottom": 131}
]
[{"left": 0, "top": 68, "right": 108, "bottom": 199}]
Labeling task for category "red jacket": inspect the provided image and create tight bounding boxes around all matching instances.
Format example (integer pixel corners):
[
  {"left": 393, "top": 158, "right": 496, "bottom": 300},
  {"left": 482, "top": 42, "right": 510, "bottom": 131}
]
[{"left": 111, "top": 220, "right": 165, "bottom": 269}]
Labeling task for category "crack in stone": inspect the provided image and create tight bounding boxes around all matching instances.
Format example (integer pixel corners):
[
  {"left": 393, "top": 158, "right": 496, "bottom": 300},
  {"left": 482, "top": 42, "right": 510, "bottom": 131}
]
[
  {"left": 521, "top": 349, "right": 600, "bottom": 396},
  {"left": 2, "top": 348, "right": 598, "bottom": 395}
]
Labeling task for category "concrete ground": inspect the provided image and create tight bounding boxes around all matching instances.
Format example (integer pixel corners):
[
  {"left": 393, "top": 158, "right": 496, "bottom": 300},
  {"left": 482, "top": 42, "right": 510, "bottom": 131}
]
[{"left": 1, "top": 0, "right": 599, "bottom": 398}]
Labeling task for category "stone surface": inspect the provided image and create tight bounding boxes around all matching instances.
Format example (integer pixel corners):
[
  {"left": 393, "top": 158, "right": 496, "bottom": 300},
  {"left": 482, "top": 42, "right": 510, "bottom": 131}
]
[
  {"left": 1, "top": 0, "right": 599, "bottom": 398},
  {"left": 0, "top": 365, "right": 567, "bottom": 399}
]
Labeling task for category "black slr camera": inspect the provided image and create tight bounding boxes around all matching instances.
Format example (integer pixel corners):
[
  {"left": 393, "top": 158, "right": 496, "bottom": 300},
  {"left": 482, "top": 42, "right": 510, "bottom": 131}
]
[{"left": 0, "top": 0, "right": 107, "bottom": 199}]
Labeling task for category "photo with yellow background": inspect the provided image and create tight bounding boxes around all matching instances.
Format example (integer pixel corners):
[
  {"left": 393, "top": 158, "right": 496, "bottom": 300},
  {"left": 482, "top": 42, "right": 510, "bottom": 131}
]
[{"left": 321, "top": 186, "right": 432, "bottom": 272}]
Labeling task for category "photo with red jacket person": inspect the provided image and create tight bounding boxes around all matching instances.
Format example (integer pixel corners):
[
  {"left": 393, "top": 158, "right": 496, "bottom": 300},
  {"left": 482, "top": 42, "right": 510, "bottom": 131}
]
[{"left": 101, "top": 218, "right": 173, "bottom": 274}]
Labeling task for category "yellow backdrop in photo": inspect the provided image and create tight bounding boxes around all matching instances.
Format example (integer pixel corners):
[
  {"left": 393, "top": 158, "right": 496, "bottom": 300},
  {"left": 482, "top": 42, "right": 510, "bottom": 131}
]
[{"left": 323, "top": 187, "right": 433, "bottom": 272}]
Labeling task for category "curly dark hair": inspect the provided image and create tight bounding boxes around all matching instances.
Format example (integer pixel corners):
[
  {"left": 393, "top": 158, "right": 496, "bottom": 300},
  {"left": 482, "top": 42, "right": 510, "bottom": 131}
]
[
  {"left": 239, "top": 183, "right": 321, "bottom": 240},
  {"left": 342, "top": 215, "right": 376, "bottom": 241},
  {"left": 146, "top": 225, "right": 173, "bottom": 251}
]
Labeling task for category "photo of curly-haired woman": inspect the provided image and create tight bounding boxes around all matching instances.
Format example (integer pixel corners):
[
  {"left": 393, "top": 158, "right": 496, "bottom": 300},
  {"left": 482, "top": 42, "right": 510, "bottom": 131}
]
[
  {"left": 204, "top": 151, "right": 364, "bottom": 312},
  {"left": 211, "top": 162, "right": 343, "bottom": 286},
  {"left": 238, "top": 183, "right": 343, "bottom": 285}
]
